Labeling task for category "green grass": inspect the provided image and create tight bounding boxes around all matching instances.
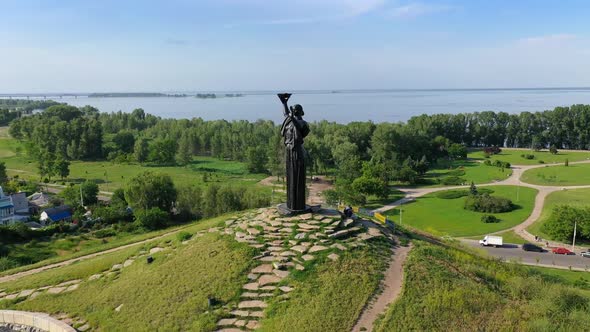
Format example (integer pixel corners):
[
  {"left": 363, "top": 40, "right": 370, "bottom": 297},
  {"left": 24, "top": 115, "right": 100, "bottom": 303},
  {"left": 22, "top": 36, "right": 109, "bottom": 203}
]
[
  {"left": 0, "top": 136, "right": 266, "bottom": 192},
  {"left": 527, "top": 188, "right": 590, "bottom": 242},
  {"left": 410, "top": 159, "right": 512, "bottom": 188},
  {"left": 522, "top": 163, "right": 590, "bottom": 186},
  {"left": 468, "top": 148, "right": 590, "bottom": 165},
  {"left": 0, "top": 214, "right": 230, "bottom": 278},
  {"left": 384, "top": 186, "right": 537, "bottom": 237},
  {"left": 258, "top": 238, "right": 390, "bottom": 332},
  {"left": 1, "top": 234, "right": 255, "bottom": 331},
  {"left": 374, "top": 241, "right": 590, "bottom": 332}
]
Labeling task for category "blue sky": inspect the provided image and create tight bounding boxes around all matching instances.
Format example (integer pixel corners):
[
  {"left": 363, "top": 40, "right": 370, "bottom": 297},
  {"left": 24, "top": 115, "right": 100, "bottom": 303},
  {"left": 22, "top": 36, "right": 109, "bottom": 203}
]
[{"left": 1, "top": 0, "right": 590, "bottom": 92}]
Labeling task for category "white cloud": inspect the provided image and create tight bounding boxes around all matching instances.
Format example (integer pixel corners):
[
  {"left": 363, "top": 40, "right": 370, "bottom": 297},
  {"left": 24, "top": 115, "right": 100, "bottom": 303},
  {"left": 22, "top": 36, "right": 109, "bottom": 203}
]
[{"left": 388, "top": 2, "right": 452, "bottom": 19}]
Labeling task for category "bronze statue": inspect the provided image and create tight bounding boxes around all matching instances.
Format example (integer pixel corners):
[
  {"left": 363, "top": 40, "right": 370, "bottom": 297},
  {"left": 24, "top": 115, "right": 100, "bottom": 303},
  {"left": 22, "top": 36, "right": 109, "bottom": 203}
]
[{"left": 278, "top": 93, "right": 310, "bottom": 213}]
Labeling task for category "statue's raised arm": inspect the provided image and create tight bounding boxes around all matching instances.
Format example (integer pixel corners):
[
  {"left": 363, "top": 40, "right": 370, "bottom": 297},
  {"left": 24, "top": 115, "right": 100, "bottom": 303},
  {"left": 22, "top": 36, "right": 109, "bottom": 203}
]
[{"left": 277, "top": 93, "right": 292, "bottom": 117}]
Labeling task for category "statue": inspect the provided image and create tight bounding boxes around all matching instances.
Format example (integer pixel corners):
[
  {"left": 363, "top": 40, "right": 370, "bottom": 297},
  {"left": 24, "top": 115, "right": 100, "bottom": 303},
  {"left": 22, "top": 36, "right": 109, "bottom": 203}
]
[{"left": 278, "top": 93, "right": 310, "bottom": 213}]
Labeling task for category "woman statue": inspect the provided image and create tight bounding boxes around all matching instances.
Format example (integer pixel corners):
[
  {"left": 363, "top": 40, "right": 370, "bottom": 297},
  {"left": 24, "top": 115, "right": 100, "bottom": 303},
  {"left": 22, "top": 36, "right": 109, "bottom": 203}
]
[{"left": 278, "top": 93, "right": 310, "bottom": 212}]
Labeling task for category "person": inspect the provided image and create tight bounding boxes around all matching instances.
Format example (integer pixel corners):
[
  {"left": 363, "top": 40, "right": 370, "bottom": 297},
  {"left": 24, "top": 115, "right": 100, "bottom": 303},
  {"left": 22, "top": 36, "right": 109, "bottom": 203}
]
[{"left": 344, "top": 205, "right": 353, "bottom": 218}]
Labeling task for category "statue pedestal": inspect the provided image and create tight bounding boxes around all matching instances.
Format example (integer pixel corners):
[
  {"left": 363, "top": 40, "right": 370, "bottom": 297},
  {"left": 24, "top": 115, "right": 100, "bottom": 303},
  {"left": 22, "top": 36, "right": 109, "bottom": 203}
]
[{"left": 277, "top": 203, "right": 312, "bottom": 216}]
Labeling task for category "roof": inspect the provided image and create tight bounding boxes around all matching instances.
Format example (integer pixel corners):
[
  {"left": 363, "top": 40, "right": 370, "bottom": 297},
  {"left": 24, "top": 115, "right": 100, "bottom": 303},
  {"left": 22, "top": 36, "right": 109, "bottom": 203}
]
[
  {"left": 11, "top": 192, "right": 28, "bottom": 213},
  {"left": 0, "top": 199, "right": 14, "bottom": 209},
  {"left": 42, "top": 205, "right": 72, "bottom": 222},
  {"left": 28, "top": 192, "right": 51, "bottom": 207}
]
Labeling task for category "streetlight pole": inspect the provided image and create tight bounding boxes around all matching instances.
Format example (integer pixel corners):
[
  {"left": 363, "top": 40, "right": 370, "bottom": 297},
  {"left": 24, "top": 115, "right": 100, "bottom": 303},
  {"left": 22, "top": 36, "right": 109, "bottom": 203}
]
[{"left": 572, "top": 221, "right": 577, "bottom": 252}]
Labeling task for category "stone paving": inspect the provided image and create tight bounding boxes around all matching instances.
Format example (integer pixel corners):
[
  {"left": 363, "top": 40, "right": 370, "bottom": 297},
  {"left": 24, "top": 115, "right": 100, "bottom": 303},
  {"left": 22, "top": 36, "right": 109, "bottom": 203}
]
[
  {"left": 213, "top": 206, "right": 384, "bottom": 331},
  {"left": 0, "top": 206, "right": 385, "bottom": 331}
]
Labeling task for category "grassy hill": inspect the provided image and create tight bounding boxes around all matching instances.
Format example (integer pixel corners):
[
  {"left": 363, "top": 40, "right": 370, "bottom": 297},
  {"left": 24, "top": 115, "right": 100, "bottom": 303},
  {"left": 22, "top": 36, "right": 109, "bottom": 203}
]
[
  {"left": 374, "top": 240, "right": 590, "bottom": 332},
  {"left": 468, "top": 148, "right": 590, "bottom": 165}
]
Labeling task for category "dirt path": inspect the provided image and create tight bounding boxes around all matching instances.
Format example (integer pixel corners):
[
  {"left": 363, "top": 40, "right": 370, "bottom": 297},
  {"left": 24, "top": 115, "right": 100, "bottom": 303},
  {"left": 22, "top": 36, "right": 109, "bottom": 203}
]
[
  {"left": 352, "top": 242, "right": 412, "bottom": 332},
  {"left": 0, "top": 226, "right": 188, "bottom": 284}
]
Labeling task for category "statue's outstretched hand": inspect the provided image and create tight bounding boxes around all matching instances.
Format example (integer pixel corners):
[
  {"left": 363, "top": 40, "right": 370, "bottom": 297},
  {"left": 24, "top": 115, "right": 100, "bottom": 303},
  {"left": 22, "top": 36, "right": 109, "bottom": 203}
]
[{"left": 278, "top": 93, "right": 292, "bottom": 104}]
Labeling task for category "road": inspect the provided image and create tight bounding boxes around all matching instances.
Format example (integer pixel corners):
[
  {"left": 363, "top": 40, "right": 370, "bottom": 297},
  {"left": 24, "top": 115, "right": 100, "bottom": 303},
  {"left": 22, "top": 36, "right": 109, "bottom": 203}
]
[{"left": 463, "top": 240, "right": 590, "bottom": 271}]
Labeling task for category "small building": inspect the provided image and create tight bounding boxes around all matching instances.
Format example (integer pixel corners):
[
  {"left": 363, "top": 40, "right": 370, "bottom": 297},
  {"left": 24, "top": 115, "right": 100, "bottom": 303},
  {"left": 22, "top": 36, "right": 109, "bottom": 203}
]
[
  {"left": 0, "top": 187, "right": 29, "bottom": 225},
  {"left": 40, "top": 206, "right": 73, "bottom": 224},
  {"left": 28, "top": 192, "right": 51, "bottom": 213}
]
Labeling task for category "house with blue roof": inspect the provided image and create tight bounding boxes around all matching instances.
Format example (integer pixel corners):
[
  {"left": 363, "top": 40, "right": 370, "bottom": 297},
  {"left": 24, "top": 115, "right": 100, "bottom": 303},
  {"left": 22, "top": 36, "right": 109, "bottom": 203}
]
[{"left": 40, "top": 205, "right": 73, "bottom": 224}]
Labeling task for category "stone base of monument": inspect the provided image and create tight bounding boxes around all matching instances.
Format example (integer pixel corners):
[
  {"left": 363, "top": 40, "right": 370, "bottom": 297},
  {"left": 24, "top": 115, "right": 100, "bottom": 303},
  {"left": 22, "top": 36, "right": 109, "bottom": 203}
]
[{"left": 276, "top": 203, "right": 316, "bottom": 216}]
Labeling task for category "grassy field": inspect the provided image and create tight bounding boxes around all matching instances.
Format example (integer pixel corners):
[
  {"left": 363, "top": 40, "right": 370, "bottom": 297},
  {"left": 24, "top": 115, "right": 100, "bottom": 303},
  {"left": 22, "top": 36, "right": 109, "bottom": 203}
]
[
  {"left": 469, "top": 148, "right": 590, "bottom": 165},
  {"left": 410, "top": 159, "right": 512, "bottom": 188},
  {"left": 527, "top": 188, "right": 590, "bottom": 242},
  {"left": 374, "top": 241, "right": 590, "bottom": 332},
  {"left": 384, "top": 186, "right": 538, "bottom": 237},
  {"left": 521, "top": 163, "right": 590, "bottom": 186},
  {"left": 0, "top": 137, "right": 266, "bottom": 192},
  {"left": 363, "top": 190, "right": 405, "bottom": 210},
  {"left": 0, "top": 213, "right": 230, "bottom": 277},
  {"left": 1, "top": 234, "right": 255, "bottom": 331},
  {"left": 259, "top": 238, "right": 390, "bottom": 332}
]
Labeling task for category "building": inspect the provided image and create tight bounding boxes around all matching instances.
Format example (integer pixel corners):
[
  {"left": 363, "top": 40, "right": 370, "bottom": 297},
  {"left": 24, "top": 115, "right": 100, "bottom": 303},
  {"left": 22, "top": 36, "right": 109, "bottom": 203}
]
[
  {"left": 40, "top": 205, "right": 73, "bottom": 224},
  {"left": 0, "top": 187, "right": 30, "bottom": 225}
]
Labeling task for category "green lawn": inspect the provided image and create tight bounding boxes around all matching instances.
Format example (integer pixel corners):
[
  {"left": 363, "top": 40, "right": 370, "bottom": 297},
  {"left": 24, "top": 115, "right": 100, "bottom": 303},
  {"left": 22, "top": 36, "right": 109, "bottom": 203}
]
[
  {"left": 1, "top": 140, "right": 266, "bottom": 192},
  {"left": 384, "top": 185, "right": 537, "bottom": 237},
  {"left": 374, "top": 241, "right": 590, "bottom": 332},
  {"left": 0, "top": 214, "right": 231, "bottom": 277},
  {"left": 527, "top": 188, "right": 590, "bottom": 242},
  {"left": 521, "top": 163, "right": 590, "bottom": 186},
  {"left": 410, "top": 159, "right": 512, "bottom": 188},
  {"left": 363, "top": 190, "right": 405, "bottom": 210},
  {"left": 1, "top": 234, "right": 255, "bottom": 331},
  {"left": 468, "top": 148, "right": 590, "bottom": 165}
]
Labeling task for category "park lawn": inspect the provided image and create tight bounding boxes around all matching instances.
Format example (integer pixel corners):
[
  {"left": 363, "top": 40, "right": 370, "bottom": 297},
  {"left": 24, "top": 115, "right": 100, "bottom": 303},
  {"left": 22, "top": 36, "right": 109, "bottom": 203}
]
[
  {"left": 1, "top": 233, "right": 255, "bottom": 331},
  {"left": 259, "top": 238, "right": 390, "bottom": 332},
  {"left": 2, "top": 153, "right": 266, "bottom": 192},
  {"left": 373, "top": 241, "right": 590, "bottom": 332},
  {"left": 383, "top": 185, "right": 537, "bottom": 237},
  {"left": 527, "top": 188, "right": 590, "bottom": 242},
  {"left": 414, "top": 159, "right": 512, "bottom": 188},
  {"left": 0, "top": 136, "right": 23, "bottom": 158},
  {"left": 468, "top": 148, "right": 590, "bottom": 166},
  {"left": 0, "top": 213, "right": 230, "bottom": 278},
  {"left": 521, "top": 163, "right": 590, "bottom": 186}
]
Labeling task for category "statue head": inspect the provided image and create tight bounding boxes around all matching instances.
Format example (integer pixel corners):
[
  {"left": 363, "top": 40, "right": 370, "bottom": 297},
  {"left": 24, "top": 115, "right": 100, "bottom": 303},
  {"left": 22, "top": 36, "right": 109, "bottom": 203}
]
[{"left": 290, "top": 104, "right": 304, "bottom": 117}]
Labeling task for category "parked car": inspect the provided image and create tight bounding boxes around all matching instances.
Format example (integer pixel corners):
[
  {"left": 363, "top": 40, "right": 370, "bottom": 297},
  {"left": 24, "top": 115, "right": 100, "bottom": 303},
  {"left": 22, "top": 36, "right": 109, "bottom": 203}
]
[
  {"left": 522, "top": 243, "right": 544, "bottom": 252},
  {"left": 551, "top": 247, "right": 573, "bottom": 255},
  {"left": 580, "top": 251, "right": 590, "bottom": 258}
]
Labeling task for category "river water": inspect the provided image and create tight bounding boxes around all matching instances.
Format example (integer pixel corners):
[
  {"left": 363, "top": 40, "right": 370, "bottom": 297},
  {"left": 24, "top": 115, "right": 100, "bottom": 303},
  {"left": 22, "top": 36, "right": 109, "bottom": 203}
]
[{"left": 14, "top": 88, "right": 590, "bottom": 123}]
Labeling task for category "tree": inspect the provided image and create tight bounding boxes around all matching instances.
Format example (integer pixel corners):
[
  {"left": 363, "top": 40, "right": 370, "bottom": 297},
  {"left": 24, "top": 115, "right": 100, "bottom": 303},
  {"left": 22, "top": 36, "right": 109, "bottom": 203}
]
[
  {"left": 0, "top": 161, "right": 7, "bottom": 185},
  {"left": 176, "top": 132, "right": 193, "bottom": 165},
  {"left": 448, "top": 143, "right": 467, "bottom": 160},
  {"left": 134, "top": 207, "right": 168, "bottom": 230},
  {"left": 542, "top": 205, "right": 590, "bottom": 242},
  {"left": 112, "top": 131, "right": 136, "bottom": 154},
  {"left": 53, "top": 158, "right": 70, "bottom": 180},
  {"left": 352, "top": 176, "right": 389, "bottom": 199},
  {"left": 134, "top": 138, "right": 149, "bottom": 163},
  {"left": 246, "top": 146, "right": 268, "bottom": 173},
  {"left": 125, "top": 171, "right": 177, "bottom": 212},
  {"left": 397, "top": 166, "right": 419, "bottom": 184},
  {"left": 148, "top": 138, "right": 177, "bottom": 165},
  {"left": 469, "top": 181, "right": 478, "bottom": 196},
  {"left": 110, "top": 188, "right": 128, "bottom": 209},
  {"left": 80, "top": 181, "right": 99, "bottom": 206},
  {"left": 176, "top": 185, "right": 203, "bottom": 220},
  {"left": 549, "top": 144, "right": 558, "bottom": 155}
]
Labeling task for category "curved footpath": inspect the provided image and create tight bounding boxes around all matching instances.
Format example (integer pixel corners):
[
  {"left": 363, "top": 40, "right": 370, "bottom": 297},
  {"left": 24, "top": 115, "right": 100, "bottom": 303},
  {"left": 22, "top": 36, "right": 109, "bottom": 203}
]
[{"left": 373, "top": 159, "right": 590, "bottom": 252}]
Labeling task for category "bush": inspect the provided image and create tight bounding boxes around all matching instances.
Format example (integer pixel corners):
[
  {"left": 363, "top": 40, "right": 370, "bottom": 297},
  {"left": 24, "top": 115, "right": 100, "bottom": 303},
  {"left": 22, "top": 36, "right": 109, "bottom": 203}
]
[
  {"left": 542, "top": 205, "right": 590, "bottom": 242},
  {"left": 464, "top": 194, "right": 514, "bottom": 213},
  {"left": 483, "top": 146, "right": 502, "bottom": 155},
  {"left": 481, "top": 215, "right": 500, "bottom": 223},
  {"left": 446, "top": 169, "right": 466, "bottom": 177},
  {"left": 493, "top": 160, "right": 511, "bottom": 168},
  {"left": 538, "top": 160, "right": 545, "bottom": 164},
  {"left": 177, "top": 231, "right": 193, "bottom": 242},
  {"left": 93, "top": 228, "right": 118, "bottom": 239},
  {"left": 441, "top": 176, "right": 464, "bottom": 185},
  {"left": 521, "top": 154, "right": 535, "bottom": 160},
  {"left": 0, "top": 257, "right": 18, "bottom": 272},
  {"left": 483, "top": 160, "right": 492, "bottom": 166},
  {"left": 134, "top": 208, "right": 169, "bottom": 230}
]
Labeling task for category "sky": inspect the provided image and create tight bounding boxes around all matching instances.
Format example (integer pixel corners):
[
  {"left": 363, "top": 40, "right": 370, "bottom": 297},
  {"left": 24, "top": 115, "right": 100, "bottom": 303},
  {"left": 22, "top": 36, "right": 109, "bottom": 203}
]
[{"left": 1, "top": 0, "right": 590, "bottom": 92}]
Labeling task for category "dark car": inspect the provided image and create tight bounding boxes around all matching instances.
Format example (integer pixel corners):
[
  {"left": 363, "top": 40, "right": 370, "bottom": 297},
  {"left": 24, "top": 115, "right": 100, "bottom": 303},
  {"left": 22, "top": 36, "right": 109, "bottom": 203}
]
[{"left": 522, "top": 243, "right": 544, "bottom": 252}]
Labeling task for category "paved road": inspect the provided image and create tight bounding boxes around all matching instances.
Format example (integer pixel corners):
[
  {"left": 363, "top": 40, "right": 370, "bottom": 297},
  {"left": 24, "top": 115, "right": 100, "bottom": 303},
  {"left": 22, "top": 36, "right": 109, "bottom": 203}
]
[{"left": 463, "top": 240, "right": 590, "bottom": 271}]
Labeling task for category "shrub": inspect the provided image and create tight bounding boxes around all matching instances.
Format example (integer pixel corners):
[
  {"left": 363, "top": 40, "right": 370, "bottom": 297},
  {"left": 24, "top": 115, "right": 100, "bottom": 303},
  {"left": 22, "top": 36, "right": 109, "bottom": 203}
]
[
  {"left": 521, "top": 154, "right": 535, "bottom": 160},
  {"left": 441, "top": 176, "right": 464, "bottom": 185},
  {"left": 493, "top": 160, "right": 511, "bottom": 168},
  {"left": 93, "top": 228, "right": 117, "bottom": 239},
  {"left": 483, "top": 160, "right": 492, "bottom": 166},
  {"left": 481, "top": 215, "right": 500, "bottom": 223},
  {"left": 446, "top": 169, "right": 466, "bottom": 177},
  {"left": 538, "top": 160, "right": 545, "bottom": 164},
  {"left": 437, "top": 190, "right": 469, "bottom": 199},
  {"left": 177, "top": 231, "right": 193, "bottom": 242},
  {"left": 0, "top": 257, "right": 18, "bottom": 272},
  {"left": 134, "top": 208, "right": 169, "bottom": 230},
  {"left": 464, "top": 194, "right": 514, "bottom": 213},
  {"left": 483, "top": 146, "right": 502, "bottom": 155}
]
